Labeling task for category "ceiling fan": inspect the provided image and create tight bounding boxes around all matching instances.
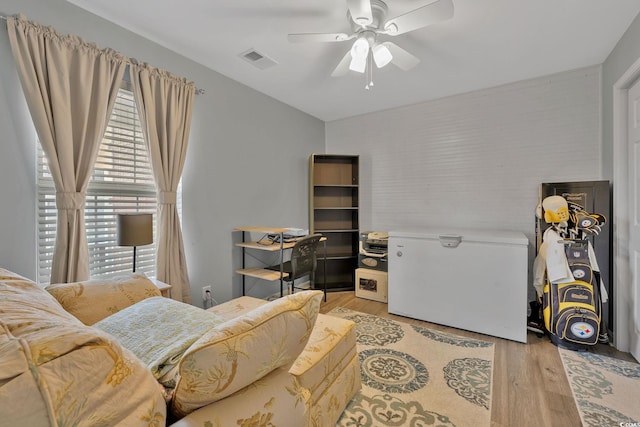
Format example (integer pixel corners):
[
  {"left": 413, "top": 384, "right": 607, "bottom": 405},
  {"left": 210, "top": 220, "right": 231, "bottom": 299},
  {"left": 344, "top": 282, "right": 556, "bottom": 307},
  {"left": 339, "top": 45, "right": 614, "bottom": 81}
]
[{"left": 288, "top": 0, "right": 454, "bottom": 86}]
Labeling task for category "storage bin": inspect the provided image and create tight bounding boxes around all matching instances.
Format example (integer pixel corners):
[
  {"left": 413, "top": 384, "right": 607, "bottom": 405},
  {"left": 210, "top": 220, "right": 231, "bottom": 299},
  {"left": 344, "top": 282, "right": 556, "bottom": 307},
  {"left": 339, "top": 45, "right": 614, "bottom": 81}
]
[{"left": 388, "top": 229, "right": 528, "bottom": 342}]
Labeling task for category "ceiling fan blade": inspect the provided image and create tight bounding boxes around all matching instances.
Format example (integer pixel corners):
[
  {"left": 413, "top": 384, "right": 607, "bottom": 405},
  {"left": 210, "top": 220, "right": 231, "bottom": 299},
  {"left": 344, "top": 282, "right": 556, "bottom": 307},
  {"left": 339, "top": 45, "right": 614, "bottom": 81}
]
[
  {"left": 382, "top": 42, "right": 420, "bottom": 71},
  {"left": 347, "top": 0, "right": 373, "bottom": 26},
  {"left": 288, "top": 32, "right": 353, "bottom": 43},
  {"left": 331, "top": 50, "right": 353, "bottom": 77},
  {"left": 384, "top": 0, "right": 454, "bottom": 36}
]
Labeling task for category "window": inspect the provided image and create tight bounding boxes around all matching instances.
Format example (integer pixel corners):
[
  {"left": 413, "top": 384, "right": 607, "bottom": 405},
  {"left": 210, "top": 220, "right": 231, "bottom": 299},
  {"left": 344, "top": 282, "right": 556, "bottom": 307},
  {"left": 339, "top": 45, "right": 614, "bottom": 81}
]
[{"left": 37, "top": 83, "right": 157, "bottom": 284}]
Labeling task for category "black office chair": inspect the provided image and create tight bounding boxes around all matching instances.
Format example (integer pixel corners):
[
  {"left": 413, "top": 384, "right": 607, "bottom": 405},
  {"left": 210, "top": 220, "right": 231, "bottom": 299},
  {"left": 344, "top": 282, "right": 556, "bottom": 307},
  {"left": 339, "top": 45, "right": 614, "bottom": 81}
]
[{"left": 269, "top": 233, "right": 323, "bottom": 298}]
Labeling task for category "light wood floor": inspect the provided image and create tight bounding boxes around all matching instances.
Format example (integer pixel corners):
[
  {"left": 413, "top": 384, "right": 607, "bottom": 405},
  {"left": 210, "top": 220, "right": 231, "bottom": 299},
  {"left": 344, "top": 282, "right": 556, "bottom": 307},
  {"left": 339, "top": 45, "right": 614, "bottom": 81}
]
[{"left": 319, "top": 292, "right": 638, "bottom": 427}]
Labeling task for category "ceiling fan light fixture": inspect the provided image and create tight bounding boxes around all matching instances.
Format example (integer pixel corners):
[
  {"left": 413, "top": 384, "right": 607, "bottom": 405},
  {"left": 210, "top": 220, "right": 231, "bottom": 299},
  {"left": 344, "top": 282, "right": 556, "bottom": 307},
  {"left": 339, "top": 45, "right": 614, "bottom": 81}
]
[
  {"left": 288, "top": 0, "right": 451, "bottom": 84},
  {"left": 350, "top": 37, "right": 370, "bottom": 59},
  {"left": 349, "top": 55, "right": 367, "bottom": 73},
  {"left": 373, "top": 43, "right": 393, "bottom": 68}
]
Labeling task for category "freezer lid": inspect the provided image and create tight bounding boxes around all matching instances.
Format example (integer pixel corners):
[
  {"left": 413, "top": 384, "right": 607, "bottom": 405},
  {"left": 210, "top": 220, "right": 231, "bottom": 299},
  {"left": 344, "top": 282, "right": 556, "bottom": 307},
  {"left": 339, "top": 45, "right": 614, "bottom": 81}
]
[{"left": 389, "top": 228, "right": 529, "bottom": 246}]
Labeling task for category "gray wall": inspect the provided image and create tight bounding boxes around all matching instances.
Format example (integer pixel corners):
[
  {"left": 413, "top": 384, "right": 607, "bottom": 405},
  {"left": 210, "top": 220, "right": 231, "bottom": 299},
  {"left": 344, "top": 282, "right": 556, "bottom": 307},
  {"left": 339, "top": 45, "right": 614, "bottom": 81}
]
[
  {"left": 0, "top": 0, "right": 325, "bottom": 303},
  {"left": 0, "top": 32, "right": 36, "bottom": 279},
  {"left": 602, "top": 11, "right": 640, "bottom": 180},
  {"left": 601, "top": 10, "right": 640, "bottom": 353},
  {"left": 326, "top": 66, "right": 602, "bottom": 298}
]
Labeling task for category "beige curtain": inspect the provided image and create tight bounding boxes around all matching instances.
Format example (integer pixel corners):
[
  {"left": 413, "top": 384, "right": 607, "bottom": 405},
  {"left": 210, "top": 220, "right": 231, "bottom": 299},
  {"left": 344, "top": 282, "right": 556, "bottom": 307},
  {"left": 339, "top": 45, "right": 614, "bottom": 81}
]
[
  {"left": 7, "top": 14, "right": 127, "bottom": 283},
  {"left": 129, "top": 63, "right": 194, "bottom": 303}
]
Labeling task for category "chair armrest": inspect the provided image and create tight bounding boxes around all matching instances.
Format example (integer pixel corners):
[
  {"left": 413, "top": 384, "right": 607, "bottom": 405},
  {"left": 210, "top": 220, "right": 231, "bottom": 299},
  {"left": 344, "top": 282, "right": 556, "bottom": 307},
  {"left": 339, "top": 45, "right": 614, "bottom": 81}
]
[{"left": 288, "top": 314, "right": 357, "bottom": 388}]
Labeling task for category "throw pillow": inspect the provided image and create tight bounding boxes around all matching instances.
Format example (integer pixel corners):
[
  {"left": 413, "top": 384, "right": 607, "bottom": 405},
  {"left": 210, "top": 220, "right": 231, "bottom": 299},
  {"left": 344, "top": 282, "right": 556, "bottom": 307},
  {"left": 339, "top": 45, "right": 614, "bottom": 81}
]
[
  {"left": 46, "top": 273, "right": 160, "bottom": 325},
  {"left": 172, "top": 290, "right": 323, "bottom": 417}
]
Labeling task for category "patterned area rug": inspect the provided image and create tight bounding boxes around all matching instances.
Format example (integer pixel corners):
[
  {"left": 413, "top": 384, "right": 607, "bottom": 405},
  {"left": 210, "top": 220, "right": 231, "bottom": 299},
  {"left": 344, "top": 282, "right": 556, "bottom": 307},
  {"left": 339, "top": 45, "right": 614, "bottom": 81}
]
[
  {"left": 559, "top": 348, "right": 640, "bottom": 426},
  {"left": 329, "top": 307, "right": 495, "bottom": 427}
]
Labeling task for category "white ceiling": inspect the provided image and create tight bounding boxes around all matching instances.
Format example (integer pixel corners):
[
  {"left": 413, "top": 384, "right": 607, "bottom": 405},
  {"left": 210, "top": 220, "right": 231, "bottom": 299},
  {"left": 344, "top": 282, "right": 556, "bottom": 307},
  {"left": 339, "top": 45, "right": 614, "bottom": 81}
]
[{"left": 65, "top": 0, "right": 640, "bottom": 122}]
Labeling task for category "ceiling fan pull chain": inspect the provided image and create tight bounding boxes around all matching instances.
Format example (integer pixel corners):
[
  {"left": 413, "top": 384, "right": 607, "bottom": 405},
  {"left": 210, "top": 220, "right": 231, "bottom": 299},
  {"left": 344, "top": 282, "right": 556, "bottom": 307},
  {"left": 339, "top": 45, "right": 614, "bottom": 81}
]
[
  {"left": 365, "top": 53, "right": 370, "bottom": 89},
  {"left": 368, "top": 50, "right": 374, "bottom": 88},
  {"left": 364, "top": 52, "right": 369, "bottom": 89}
]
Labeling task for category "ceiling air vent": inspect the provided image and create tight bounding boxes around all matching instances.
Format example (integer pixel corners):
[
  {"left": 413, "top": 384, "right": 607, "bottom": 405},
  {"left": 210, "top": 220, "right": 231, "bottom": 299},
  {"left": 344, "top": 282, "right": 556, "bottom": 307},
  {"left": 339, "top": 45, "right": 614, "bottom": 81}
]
[{"left": 239, "top": 49, "right": 278, "bottom": 70}]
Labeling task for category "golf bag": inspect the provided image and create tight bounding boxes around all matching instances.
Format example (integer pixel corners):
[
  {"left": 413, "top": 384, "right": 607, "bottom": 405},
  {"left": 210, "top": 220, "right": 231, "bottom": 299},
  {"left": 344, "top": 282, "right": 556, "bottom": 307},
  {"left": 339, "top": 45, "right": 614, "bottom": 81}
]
[
  {"left": 534, "top": 195, "right": 607, "bottom": 350},
  {"left": 542, "top": 241, "right": 601, "bottom": 350}
]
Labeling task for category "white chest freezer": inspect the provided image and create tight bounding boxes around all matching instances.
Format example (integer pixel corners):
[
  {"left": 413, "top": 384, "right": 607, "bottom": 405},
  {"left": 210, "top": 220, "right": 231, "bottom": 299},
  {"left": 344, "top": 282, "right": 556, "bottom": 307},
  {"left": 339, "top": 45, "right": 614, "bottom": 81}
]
[{"left": 388, "top": 229, "right": 529, "bottom": 343}]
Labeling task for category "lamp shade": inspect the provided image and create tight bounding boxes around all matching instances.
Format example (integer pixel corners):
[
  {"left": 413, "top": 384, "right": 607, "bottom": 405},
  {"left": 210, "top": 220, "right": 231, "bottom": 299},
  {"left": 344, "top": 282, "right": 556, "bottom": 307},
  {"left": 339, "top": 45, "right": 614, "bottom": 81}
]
[{"left": 117, "top": 213, "right": 153, "bottom": 247}]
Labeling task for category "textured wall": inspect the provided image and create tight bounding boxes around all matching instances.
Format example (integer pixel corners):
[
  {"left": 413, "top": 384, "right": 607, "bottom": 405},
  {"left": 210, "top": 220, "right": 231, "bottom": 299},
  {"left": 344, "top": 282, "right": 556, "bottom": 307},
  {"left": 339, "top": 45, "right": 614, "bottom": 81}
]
[{"left": 327, "top": 66, "right": 602, "bottom": 292}]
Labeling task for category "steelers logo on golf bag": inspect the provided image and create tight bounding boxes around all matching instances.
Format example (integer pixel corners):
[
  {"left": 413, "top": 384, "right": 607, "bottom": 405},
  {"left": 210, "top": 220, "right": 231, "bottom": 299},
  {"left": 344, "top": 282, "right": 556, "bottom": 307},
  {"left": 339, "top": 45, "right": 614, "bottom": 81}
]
[
  {"left": 572, "top": 267, "right": 586, "bottom": 279},
  {"left": 570, "top": 322, "right": 595, "bottom": 339}
]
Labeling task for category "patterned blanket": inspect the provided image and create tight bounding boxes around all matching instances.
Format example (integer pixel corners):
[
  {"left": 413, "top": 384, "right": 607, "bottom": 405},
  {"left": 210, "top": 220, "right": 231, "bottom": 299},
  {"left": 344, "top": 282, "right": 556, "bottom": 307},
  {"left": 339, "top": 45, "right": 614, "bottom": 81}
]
[{"left": 95, "top": 296, "right": 224, "bottom": 379}]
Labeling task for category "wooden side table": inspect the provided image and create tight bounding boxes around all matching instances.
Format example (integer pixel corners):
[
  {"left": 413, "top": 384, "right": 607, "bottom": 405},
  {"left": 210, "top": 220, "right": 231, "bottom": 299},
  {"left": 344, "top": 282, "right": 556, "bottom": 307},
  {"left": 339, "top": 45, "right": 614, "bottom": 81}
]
[{"left": 150, "top": 278, "right": 172, "bottom": 298}]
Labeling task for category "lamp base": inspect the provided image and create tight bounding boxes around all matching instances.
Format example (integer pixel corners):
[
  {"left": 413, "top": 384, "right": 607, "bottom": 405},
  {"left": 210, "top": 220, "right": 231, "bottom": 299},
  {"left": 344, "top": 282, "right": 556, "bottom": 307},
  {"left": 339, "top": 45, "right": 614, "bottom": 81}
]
[{"left": 132, "top": 245, "right": 137, "bottom": 273}]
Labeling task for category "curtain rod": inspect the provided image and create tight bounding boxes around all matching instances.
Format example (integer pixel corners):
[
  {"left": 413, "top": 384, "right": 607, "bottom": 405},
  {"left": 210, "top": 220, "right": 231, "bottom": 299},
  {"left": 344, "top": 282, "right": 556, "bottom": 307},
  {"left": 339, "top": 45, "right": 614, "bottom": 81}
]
[{"left": 0, "top": 14, "right": 204, "bottom": 94}]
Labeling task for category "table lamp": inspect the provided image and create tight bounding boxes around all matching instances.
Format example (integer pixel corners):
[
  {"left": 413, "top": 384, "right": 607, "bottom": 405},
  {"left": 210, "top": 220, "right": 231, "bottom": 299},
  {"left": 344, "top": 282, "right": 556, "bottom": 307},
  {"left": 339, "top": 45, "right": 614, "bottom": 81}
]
[{"left": 117, "top": 213, "right": 153, "bottom": 272}]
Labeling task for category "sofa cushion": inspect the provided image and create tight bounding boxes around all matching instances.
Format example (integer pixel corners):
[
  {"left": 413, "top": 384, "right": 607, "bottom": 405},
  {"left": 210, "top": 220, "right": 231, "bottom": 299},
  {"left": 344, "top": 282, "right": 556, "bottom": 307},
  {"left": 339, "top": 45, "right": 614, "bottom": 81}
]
[
  {"left": 0, "top": 326, "right": 51, "bottom": 426},
  {"left": 172, "top": 290, "right": 323, "bottom": 417},
  {"left": 94, "top": 296, "right": 225, "bottom": 381},
  {"left": 206, "top": 295, "right": 268, "bottom": 321},
  {"left": 0, "top": 268, "right": 166, "bottom": 426},
  {"left": 46, "top": 273, "right": 160, "bottom": 325},
  {"left": 170, "top": 366, "right": 309, "bottom": 427}
]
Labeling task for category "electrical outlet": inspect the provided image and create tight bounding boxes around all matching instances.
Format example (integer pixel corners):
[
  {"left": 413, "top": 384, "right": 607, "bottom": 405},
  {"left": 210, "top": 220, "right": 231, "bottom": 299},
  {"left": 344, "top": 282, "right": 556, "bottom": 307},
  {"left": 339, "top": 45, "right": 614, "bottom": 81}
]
[{"left": 202, "top": 286, "right": 211, "bottom": 301}]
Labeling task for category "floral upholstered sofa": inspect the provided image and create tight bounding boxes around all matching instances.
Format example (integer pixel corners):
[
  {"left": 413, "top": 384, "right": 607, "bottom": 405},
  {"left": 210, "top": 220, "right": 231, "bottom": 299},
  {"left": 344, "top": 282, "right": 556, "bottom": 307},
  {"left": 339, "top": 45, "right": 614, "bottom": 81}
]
[{"left": 0, "top": 268, "right": 360, "bottom": 426}]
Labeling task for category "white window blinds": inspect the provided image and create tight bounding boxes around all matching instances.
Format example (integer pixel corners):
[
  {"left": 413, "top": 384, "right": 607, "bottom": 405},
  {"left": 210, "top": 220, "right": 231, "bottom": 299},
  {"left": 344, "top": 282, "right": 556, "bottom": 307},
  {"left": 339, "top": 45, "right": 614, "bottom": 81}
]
[{"left": 37, "top": 86, "right": 157, "bottom": 284}]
